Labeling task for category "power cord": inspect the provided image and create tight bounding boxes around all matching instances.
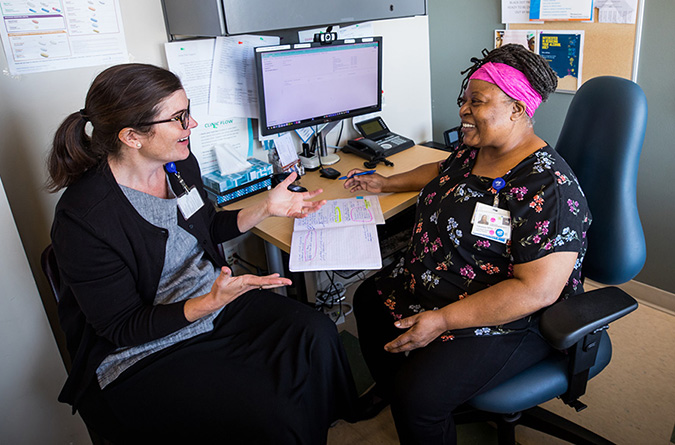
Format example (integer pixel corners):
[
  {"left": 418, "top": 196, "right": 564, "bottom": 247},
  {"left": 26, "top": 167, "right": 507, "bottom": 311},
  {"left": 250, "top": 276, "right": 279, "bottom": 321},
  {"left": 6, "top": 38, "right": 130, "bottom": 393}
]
[
  {"left": 231, "top": 252, "right": 268, "bottom": 276},
  {"left": 315, "top": 271, "right": 353, "bottom": 324},
  {"left": 364, "top": 155, "right": 394, "bottom": 169}
]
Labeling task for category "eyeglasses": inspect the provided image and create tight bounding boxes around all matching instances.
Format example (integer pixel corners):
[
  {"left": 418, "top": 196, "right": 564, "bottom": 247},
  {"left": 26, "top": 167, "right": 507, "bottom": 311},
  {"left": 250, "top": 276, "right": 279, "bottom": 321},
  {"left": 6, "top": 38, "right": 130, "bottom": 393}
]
[{"left": 137, "top": 100, "right": 191, "bottom": 130}]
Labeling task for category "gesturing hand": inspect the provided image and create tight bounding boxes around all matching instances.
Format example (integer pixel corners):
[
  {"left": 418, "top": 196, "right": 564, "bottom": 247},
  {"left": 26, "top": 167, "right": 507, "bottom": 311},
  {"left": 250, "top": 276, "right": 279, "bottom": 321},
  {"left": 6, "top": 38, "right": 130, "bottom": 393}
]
[
  {"left": 266, "top": 171, "right": 326, "bottom": 218},
  {"left": 209, "top": 267, "right": 292, "bottom": 307},
  {"left": 384, "top": 310, "right": 449, "bottom": 353}
]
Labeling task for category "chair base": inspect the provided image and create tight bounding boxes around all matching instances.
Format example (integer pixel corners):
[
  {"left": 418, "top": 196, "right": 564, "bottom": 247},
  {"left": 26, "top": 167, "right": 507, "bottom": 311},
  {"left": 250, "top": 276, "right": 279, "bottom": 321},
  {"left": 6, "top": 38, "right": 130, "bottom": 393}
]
[{"left": 454, "top": 405, "right": 614, "bottom": 445}]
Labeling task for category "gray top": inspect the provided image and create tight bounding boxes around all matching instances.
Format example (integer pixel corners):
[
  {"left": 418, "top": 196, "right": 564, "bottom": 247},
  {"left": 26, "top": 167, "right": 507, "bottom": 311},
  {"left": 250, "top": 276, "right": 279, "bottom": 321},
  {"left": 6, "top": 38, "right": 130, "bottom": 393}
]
[{"left": 96, "top": 181, "right": 221, "bottom": 389}]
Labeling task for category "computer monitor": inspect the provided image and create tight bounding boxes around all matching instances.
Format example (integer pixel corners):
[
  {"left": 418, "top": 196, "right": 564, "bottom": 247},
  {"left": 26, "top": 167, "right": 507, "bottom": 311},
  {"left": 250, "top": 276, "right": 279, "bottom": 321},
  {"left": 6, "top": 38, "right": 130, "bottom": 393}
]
[{"left": 254, "top": 37, "right": 383, "bottom": 164}]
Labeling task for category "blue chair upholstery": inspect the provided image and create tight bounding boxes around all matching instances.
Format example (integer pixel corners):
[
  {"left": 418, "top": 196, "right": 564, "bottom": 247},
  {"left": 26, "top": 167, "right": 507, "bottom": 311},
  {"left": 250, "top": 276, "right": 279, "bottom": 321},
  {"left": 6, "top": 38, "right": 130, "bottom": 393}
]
[
  {"left": 455, "top": 76, "right": 647, "bottom": 444},
  {"left": 556, "top": 76, "right": 647, "bottom": 284}
]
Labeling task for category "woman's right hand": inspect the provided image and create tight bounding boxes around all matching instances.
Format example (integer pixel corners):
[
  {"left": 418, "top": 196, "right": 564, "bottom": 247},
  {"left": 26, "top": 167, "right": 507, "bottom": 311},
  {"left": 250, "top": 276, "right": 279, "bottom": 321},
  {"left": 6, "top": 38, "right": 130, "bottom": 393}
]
[
  {"left": 185, "top": 267, "right": 292, "bottom": 322},
  {"left": 343, "top": 169, "right": 387, "bottom": 194},
  {"left": 209, "top": 267, "right": 291, "bottom": 305}
]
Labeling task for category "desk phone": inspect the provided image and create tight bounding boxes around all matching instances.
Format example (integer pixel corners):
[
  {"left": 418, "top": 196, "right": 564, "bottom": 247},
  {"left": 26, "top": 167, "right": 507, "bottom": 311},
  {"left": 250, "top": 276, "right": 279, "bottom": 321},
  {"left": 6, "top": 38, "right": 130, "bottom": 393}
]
[{"left": 344, "top": 117, "right": 414, "bottom": 160}]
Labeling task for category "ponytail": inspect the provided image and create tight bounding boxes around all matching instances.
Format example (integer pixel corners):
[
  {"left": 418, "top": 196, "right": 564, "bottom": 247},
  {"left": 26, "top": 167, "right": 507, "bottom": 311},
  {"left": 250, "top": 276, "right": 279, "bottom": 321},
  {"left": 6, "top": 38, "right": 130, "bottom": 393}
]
[{"left": 46, "top": 111, "right": 100, "bottom": 192}]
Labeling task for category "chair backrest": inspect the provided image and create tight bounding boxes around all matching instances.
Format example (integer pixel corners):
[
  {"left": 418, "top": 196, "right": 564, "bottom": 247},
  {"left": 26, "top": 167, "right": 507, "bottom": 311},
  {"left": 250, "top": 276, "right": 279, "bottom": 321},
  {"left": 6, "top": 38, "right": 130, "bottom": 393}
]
[
  {"left": 555, "top": 76, "right": 647, "bottom": 284},
  {"left": 40, "top": 244, "right": 62, "bottom": 304}
]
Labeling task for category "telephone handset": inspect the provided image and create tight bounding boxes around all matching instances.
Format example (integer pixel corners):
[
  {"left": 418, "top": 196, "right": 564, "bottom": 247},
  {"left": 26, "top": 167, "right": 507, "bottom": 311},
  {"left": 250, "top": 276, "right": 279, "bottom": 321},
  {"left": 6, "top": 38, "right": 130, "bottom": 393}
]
[
  {"left": 343, "top": 137, "right": 394, "bottom": 168},
  {"left": 345, "top": 137, "right": 384, "bottom": 157}
]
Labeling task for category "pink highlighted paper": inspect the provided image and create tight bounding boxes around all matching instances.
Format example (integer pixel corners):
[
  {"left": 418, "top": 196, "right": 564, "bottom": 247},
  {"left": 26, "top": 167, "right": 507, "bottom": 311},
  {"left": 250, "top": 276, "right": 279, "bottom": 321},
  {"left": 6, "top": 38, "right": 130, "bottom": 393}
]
[{"left": 290, "top": 196, "right": 384, "bottom": 272}]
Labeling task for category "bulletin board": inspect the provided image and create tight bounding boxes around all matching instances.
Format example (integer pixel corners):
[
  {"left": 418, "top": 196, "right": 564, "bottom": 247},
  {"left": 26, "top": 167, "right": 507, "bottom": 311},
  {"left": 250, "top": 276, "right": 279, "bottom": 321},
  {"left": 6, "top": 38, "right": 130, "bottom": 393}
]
[{"left": 509, "top": 1, "right": 643, "bottom": 86}]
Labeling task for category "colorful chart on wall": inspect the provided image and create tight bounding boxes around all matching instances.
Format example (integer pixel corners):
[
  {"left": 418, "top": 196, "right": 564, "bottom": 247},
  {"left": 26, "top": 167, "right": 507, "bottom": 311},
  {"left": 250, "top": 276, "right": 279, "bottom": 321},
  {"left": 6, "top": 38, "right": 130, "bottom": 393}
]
[{"left": 0, "top": 0, "right": 128, "bottom": 75}]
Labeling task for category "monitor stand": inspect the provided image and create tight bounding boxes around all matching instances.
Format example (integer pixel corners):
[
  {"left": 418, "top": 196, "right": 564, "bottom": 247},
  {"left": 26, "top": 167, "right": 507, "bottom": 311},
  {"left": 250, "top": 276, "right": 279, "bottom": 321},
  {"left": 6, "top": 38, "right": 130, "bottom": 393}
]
[{"left": 317, "top": 121, "right": 340, "bottom": 165}]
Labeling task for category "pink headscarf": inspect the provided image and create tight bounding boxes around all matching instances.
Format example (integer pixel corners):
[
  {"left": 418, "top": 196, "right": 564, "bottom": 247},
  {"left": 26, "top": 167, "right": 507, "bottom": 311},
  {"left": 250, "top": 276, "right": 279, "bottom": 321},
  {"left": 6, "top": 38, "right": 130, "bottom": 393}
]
[{"left": 469, "top": 62, "right": 542, "bottom": 117}]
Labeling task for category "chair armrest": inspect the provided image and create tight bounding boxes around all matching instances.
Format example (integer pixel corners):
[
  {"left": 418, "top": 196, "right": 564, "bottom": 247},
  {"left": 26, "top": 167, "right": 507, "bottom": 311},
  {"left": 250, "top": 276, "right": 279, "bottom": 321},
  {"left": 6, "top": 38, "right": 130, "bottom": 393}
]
[{"left": 540, "top": 286, "right": 638, "bottom": 350}]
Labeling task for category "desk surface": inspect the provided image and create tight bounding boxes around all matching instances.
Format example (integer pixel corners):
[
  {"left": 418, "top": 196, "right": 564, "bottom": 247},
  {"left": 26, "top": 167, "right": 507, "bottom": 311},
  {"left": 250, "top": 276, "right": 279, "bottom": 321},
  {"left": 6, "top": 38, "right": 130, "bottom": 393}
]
[{"left": 223, "top": 145, "right": 450, "bottom": 253}]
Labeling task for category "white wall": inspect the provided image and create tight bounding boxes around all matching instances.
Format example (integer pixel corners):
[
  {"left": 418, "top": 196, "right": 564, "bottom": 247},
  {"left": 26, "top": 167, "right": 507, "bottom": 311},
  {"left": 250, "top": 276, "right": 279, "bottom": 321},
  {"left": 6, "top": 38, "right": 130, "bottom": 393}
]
[
  {"left": 0, "top": 1, "right": 432, "bottom": 439},
  {"left": 0, "top": 177, "right": 90, "bottom": 443},
  {"left": 371, "top": 16, "right": 432, "bottom": 145}
]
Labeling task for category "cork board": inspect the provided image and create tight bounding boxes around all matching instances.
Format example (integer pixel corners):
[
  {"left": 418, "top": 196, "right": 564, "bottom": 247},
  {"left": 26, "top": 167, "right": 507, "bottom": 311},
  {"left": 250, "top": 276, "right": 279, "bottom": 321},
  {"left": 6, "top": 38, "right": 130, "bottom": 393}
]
[{"left": 509, "top": 3, "right": 641, "bottom": 86}]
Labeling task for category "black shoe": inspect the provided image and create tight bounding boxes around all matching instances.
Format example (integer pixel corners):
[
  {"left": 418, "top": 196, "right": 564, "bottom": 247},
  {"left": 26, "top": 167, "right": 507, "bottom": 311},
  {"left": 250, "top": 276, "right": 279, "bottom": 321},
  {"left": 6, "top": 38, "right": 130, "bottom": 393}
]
[{"left": 350, "top": 386, "right": 390, "bottom": 422}]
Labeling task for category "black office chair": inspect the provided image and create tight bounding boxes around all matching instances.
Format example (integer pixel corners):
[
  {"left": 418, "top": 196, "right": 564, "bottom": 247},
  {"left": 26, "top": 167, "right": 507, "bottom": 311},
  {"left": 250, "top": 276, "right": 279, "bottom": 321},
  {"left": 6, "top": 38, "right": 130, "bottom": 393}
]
[
  {"left": 41, "top": 244, "right": 117, "bottom": 445},
  {"left": 41, "top": 244, "right": 61, "bottom": 302},
  {"left": 454, "top": 76, "right": 648, "bottom": 444}
]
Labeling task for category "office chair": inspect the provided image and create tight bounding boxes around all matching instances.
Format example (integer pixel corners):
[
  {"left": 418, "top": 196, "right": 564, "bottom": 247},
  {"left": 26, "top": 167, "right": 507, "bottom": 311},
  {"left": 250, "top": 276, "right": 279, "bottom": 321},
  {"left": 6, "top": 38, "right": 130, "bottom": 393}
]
[
  {"left": 41, "top": 244, "right": 116, "bottom": 445},
  {"left": 41, "top": 244, "right": 61, "bottom": 302},
  {"left": 453, "top": 76, "right": 648, "bottom": 444}
]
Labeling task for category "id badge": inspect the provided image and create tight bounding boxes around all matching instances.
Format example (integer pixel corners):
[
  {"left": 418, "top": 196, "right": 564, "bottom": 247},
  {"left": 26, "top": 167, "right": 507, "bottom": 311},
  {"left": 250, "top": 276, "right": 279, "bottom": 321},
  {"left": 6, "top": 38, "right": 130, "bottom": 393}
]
[
  {"left": 471, "top": 202, "right": 511, "bottom": 244},
  {"left": 177, "top": 186, "right": 204, "bottom": 220}
]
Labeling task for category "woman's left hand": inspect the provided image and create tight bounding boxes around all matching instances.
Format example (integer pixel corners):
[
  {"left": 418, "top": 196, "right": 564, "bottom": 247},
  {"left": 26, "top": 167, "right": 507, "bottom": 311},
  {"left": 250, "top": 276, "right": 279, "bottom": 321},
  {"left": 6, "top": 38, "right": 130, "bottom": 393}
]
[
  {"left": 266, "top": 171, "right": 326, "bottom": 218},
  {"left": 384, "top": 310, "right": 449, "bottom": 353}
]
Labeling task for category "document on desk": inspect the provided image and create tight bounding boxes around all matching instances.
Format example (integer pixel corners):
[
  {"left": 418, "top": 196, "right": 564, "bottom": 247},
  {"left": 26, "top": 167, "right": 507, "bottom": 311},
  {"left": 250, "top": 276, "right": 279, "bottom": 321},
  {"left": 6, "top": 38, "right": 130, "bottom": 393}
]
[
  {"left": 289, "top": 196, "right": 384, "bottom": 272},
  {"left": 293, "top": 196, "right": 385, "bottom": 231}
]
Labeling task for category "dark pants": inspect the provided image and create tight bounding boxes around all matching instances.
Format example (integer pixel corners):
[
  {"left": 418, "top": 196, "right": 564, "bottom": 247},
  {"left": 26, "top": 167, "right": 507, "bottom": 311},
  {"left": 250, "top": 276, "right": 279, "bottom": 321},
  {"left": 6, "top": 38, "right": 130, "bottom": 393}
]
[
  {"left": 79, "top": 290, "right": 357, "bottom": 444},
  {"left": 353, "top": 277, "right": 553, "bottom": 445}
]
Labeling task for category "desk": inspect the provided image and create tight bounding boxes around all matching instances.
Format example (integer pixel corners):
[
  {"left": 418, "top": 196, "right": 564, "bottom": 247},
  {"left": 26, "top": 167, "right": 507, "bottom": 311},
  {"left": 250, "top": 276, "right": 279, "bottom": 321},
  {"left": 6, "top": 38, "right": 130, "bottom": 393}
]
[
  {"left": 224, "top": 144, "right": 450, "bottom": 253},
  {"left": 223, "top": 145, "right": 449, "bottom": 297}
]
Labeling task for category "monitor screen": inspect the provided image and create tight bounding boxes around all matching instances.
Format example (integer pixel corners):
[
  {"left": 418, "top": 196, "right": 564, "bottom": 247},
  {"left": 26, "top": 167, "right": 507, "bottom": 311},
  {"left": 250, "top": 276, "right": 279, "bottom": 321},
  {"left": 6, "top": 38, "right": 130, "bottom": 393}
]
[{"left": 254, "top": 37, "right": 382, "bottom": 137}]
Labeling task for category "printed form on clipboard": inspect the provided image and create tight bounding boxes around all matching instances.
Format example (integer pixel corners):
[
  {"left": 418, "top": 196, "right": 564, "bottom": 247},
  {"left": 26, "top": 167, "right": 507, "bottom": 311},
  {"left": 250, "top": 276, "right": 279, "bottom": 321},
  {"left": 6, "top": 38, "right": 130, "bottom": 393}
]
[{"left": 289, "top": 196, "right": 385, "bottom": 272}]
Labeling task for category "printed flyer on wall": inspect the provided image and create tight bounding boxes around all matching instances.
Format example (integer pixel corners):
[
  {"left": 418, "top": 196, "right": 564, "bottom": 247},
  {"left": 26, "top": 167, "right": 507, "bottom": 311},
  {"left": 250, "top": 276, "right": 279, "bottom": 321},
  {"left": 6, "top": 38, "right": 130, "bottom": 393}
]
[
  {"left": 538, "top": 30, "right": 584, "bottom": 92},
  {"left": 495, "top": 29, "right": 538, "bottom": 53},
  {"left": 529, "top": 0, "right": 594, "bottom": 21},
  {"left": 0, "top": 0, "right": 128, "bottom": 75}
]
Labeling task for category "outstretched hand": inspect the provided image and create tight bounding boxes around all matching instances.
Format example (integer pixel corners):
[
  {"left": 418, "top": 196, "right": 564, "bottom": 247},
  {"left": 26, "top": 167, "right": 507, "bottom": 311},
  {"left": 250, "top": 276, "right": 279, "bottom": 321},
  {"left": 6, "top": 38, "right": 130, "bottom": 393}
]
[
  {"left": 266, "top": 171, "right": 326, "bottom": 218},
  {"left": 209, "top": 267, "right": 292, "bottom": 307},
  {"left": 185, "top": 267, "right": 293, "bottom": 322},
  {"left": 384, "top": 310, "right": 449, "bottom": 353}
]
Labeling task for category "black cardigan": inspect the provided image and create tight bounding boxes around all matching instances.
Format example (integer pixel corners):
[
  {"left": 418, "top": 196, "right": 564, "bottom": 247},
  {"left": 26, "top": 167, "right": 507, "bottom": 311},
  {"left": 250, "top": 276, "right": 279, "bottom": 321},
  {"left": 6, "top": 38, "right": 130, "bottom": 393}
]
[{"left": 51, "top": 153, "right": 242, "bottom": 410}]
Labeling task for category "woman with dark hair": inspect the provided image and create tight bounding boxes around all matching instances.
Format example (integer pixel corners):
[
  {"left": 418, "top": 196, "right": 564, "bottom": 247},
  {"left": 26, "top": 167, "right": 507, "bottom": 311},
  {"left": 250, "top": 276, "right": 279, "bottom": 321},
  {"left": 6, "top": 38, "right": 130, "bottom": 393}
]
[
  {"left": 48, "top": 63, "right": 356, "bottom": 444},
  {"left": 344, "top": 44, "right": 591, "bottom": 443}
]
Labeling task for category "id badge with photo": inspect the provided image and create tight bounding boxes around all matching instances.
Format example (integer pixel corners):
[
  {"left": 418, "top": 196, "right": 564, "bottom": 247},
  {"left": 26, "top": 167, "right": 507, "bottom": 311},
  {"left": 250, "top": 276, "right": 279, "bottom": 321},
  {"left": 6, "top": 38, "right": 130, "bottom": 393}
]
[
  {"left": 471, "top": 202, "right": 512, "bottom": 244},
  {"left": 177, "top": 186, "right": 204, "bottom": 220}
]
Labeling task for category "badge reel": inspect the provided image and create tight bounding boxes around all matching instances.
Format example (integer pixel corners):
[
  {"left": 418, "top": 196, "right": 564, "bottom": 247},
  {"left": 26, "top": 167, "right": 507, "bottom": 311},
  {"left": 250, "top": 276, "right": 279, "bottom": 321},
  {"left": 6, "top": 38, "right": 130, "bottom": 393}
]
[
  {"left": 165, "top": 162, "right": 204, "bottom": 220},
  {"left": 471, "top": 177, "right": 511, "bottom": 244}
]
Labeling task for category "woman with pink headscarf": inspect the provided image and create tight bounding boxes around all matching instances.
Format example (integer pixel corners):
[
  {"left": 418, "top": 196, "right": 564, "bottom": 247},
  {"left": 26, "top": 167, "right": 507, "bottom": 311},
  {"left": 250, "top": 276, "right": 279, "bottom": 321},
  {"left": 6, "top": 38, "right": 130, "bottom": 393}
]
[{"left": 345, "top": 44, "right": 592, "bottom": 444}]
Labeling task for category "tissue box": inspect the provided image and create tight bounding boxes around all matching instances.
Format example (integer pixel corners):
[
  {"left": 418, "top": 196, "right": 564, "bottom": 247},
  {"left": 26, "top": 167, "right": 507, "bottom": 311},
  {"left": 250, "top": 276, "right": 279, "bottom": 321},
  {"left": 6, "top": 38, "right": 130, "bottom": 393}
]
[
  {"left": 205, "top": 176, "right": 273, "bottom": 207},
  {"left": 202, "top": 158, "right": 274, "bottom": 194}
]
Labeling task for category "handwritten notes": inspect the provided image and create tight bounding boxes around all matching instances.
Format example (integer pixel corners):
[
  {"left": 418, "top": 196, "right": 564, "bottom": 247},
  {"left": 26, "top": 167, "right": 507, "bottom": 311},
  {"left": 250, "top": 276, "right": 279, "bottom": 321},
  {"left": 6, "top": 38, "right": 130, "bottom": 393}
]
[
  {"left": 293, "top": 196, "right": 384, "bottom": 231},
  {"left": 289, "top": 196, "right": 384, "bottom": 272}
]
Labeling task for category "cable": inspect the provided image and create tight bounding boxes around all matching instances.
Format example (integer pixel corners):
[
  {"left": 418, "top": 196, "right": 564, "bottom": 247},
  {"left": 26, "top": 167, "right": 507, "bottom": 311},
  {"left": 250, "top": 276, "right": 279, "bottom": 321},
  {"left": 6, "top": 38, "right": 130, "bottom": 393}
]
[
  {"left": 364, "top": 155, "right": 394, "bottom": 169},
  {"left": 333, "top": 269, "right": 367, "bottom": 280},
  {"left": 315, "top": 271, "right": 351, "bottom": 324},
  {"left": 335, "top": 120, "right": 344, "bottom": 149},
  {"left": 312, "top": 127, "right": 326, "bottom": 171},
  {"left": 232, "top": 252, "right": 267, "bottom": 275}
]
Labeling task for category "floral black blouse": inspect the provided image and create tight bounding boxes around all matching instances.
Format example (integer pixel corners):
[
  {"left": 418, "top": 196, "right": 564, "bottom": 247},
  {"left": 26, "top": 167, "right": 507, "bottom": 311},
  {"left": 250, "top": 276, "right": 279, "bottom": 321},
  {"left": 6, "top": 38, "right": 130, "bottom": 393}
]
[{"left": 372, "top": 144, "right": 592, "bottom": 339}]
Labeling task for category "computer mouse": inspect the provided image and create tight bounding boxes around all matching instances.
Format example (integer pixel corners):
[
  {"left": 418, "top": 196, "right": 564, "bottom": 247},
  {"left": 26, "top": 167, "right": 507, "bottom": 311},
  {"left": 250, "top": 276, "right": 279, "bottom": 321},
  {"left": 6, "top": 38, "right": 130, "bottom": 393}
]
[{"left": 287, "top": 184, "right": 308, "bottom": 193}]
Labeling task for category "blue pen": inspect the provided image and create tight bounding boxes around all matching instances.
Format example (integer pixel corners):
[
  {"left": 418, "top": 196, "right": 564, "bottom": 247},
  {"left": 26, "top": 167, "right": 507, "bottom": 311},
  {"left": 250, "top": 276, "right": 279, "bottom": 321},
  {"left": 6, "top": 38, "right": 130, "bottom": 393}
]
[{"left": 338, "top": 170, "right": 376, "bottom": 180}]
